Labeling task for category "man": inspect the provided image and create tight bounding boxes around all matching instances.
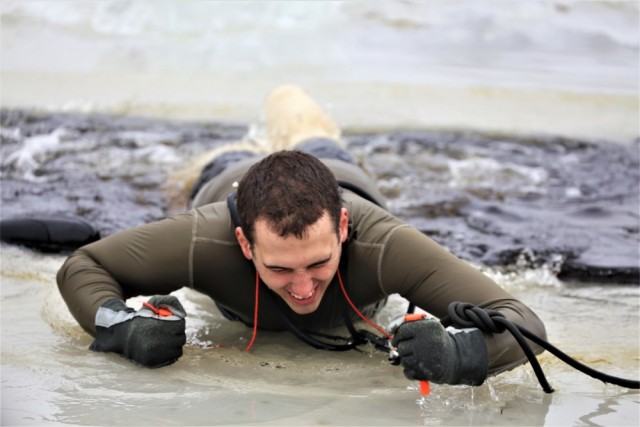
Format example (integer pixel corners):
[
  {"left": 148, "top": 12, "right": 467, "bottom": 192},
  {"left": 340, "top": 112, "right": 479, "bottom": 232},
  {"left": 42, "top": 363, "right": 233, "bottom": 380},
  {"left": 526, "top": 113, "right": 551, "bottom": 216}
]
[{"left": 57, "top": 85, "right": 546, "bottom": 387}]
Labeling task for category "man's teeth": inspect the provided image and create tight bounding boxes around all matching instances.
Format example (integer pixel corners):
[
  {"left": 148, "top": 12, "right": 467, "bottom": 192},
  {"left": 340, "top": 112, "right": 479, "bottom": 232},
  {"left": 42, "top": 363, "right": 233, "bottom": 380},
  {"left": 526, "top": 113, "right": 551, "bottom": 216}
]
[{"left": 290, "top": 290, "right": 314, "bottom": 300}]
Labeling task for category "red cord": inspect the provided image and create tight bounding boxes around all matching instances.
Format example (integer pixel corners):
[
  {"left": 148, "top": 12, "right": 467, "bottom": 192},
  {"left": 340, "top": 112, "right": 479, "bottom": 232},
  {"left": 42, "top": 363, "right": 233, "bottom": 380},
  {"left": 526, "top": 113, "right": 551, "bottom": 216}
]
[
  {"left": 337, "top": 270, "right": 392, "bottom": 340},
  {"left": 245, "top": 271, "right": 260, "bottom": 352}
]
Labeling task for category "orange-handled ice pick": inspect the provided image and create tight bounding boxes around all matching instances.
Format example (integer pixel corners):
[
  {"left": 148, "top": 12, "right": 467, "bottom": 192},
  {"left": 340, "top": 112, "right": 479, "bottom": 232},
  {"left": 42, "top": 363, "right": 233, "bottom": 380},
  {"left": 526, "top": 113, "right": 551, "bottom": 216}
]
[
  {"left": 388, "top": 313, "right": 431, "bottom": 397},
  {"left": 143, "top": 301, "right": 173, "bottom": 317}
]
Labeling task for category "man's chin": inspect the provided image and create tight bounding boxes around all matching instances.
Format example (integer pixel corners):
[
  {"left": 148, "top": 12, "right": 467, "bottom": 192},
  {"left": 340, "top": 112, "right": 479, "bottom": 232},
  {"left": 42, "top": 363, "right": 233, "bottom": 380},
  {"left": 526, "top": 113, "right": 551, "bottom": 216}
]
[
  {"left": 285, "top": 299, "right": 320, "bottom": 315},
  {"left": 283, "top": 292, "right": 323, "bottom": 315}
]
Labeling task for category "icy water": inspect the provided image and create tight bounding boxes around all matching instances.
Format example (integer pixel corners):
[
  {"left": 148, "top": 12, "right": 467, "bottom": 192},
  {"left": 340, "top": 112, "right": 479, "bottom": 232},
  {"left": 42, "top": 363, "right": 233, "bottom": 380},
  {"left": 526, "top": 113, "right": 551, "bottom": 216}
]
[
  {"left": 1, "top": 109, "right": 639, "bottom": 427},
  {"left": 1, "top": 1, "right": 639, "bottom": 426}
]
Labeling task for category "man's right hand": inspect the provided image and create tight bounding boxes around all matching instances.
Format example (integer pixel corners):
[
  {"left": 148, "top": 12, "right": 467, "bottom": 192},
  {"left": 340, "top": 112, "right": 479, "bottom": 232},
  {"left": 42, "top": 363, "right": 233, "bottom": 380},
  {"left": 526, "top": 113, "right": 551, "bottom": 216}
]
[{"left": 90, "top": 295, "right": 187, "bottom": 368}]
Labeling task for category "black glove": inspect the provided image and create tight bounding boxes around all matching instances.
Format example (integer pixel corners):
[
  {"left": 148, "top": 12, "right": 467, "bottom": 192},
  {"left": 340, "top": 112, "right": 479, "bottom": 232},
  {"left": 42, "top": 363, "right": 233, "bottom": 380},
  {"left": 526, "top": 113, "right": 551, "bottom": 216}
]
[
  {"left": 90, "top": 295, "right": 187, "bottom": 368},
  {"left": 392, "top": 318, "right": 488, "bottom": 386}
]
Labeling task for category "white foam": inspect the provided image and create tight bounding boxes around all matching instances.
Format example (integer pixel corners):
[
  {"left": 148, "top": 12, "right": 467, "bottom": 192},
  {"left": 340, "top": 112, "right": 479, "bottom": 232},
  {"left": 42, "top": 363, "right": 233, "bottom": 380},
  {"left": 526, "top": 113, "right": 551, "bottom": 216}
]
[
  {"left": 3, "top": 128, "right": 69, "bottom": 180},
  {"left": 448, "top": 157, "right": 548, "bottom": 192}
]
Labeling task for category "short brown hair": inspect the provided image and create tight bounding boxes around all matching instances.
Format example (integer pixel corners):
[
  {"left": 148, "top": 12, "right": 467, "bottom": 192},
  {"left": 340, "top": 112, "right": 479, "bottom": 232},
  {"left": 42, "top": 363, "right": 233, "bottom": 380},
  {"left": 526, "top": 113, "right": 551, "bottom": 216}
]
[{"left": 236, "top": 151, "right": 342, "bottom": 244}]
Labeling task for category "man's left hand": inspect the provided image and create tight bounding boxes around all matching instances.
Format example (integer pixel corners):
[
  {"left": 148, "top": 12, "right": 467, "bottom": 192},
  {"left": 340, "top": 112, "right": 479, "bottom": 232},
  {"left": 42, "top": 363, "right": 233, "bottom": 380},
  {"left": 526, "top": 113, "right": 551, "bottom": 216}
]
[{"left": 392, "top": 318, "right": 488, "bottom": 386}]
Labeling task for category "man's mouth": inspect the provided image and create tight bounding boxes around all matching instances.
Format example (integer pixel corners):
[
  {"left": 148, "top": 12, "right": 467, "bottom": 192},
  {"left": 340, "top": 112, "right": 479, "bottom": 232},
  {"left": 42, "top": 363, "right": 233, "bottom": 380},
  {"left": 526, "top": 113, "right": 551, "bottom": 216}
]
[
  {"left": 290, "top": 290, "right": 314, "bottom": 300},
  {"left": 288, "top": 285, "right": 318, "bottom": 303}
]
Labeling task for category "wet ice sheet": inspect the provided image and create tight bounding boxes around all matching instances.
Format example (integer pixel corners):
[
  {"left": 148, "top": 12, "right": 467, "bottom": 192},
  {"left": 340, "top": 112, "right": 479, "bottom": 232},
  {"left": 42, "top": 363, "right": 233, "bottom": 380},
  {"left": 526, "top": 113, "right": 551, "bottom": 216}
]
[{"left": 1, "top": 245, "right": 638, "bottom": 426}]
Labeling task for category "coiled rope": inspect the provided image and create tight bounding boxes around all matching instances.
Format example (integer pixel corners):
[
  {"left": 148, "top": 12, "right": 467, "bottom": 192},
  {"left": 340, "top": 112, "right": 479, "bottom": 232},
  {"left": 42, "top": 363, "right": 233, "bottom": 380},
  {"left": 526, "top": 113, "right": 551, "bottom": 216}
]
[{"left": 441, "top": 302, "right": 640, "bottom": 393}]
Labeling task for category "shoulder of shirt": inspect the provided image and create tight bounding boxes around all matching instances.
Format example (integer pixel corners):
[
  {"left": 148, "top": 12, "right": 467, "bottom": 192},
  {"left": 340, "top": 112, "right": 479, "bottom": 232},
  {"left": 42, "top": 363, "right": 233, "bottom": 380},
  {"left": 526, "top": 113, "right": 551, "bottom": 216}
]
[
  {"left": 187, "top": 201, "right": 237, "bottom": 243},
  {"left": 343, "top": 192, "right": 413, "bottom": 243}
]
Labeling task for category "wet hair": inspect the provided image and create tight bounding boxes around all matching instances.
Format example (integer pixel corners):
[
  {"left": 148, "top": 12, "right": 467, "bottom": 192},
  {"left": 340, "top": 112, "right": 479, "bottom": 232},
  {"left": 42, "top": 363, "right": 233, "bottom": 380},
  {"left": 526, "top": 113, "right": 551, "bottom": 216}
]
[{"left": 236, "top": 150, "right": 342, "bottom": 245}]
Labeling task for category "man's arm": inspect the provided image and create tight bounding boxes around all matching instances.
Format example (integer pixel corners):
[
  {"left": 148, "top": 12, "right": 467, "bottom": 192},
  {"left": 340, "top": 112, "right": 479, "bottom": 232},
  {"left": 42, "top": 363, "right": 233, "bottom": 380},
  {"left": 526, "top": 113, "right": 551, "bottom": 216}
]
[
  {"left": 381, "top": 225, "right": 547, "bottom": 377},
  {"left": 57, "top": 212, "right": 195, "bottom": 335}
]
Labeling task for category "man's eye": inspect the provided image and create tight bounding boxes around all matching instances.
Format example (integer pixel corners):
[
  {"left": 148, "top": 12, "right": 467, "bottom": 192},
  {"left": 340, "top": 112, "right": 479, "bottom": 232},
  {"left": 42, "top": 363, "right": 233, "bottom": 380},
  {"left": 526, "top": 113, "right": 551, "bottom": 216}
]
[{"left": 310, "top": 261, "right": 328, "bottom": 269}]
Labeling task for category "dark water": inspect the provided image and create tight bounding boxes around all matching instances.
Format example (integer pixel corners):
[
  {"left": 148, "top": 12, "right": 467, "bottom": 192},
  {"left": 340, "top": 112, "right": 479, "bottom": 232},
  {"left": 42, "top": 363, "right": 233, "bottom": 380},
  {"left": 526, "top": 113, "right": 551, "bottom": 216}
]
[
  {"left": 348, "top": 130, "right": 640, "bottom": 284},
  {"left": 1, "top": 109, "right": 638, "bottom": 284}
]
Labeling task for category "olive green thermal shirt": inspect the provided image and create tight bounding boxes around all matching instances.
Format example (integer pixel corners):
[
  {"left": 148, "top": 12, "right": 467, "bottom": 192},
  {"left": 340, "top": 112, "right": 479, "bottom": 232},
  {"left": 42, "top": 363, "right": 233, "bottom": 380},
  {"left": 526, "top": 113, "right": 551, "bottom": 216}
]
[{"left": 57, "top": 157, "right": 546, "bottom": 376}]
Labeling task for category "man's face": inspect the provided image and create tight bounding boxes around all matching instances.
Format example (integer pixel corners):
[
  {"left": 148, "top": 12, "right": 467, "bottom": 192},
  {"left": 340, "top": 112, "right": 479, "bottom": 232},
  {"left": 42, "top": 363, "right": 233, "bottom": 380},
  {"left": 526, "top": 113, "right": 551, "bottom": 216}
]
[{"left": 236, "top": 209, "right": 348, "bottom": 315}]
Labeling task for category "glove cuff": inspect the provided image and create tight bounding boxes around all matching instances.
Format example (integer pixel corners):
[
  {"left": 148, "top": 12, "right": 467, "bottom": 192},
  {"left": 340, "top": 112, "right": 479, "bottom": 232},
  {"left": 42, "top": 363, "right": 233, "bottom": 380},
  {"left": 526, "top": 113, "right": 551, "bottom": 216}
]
[
  {"left": 90, "top": 299, "right": 134, "bottom": 353},
  {"left": 95, "top": 299, "right": 136, "bottom": 328},
  {"left": 450, "top": 327, "right": 489, "bottom": 386}
]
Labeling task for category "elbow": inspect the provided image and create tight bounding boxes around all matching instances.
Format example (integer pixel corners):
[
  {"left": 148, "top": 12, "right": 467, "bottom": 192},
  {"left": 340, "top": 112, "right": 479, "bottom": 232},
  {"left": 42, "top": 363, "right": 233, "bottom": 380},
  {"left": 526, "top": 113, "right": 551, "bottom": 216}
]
[
  {"left": 486, "top": 300, "right": 548, "bottom": 375},
  {"left": 55, "top": 250, "right": 100, "bottom": 336},
  {"left": 56, "top": 253, "right": 73, "bottom": 294}
]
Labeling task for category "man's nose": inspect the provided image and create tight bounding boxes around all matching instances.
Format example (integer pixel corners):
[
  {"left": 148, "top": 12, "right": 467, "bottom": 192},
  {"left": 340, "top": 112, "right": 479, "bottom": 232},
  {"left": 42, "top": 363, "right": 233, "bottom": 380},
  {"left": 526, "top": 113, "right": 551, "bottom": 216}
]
[{"left": 291, "top": 270, "right": 313, "bottom": 290}]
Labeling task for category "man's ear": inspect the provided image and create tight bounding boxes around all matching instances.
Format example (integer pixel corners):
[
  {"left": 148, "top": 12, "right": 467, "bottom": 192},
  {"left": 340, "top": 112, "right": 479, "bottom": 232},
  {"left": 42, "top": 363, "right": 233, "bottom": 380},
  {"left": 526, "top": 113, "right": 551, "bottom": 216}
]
[
  {"left": 339, "top": 208, "right": 349, "bottom": 243},
  {"left": 235, "top": 227, "right": 253, "bottom": 260}
]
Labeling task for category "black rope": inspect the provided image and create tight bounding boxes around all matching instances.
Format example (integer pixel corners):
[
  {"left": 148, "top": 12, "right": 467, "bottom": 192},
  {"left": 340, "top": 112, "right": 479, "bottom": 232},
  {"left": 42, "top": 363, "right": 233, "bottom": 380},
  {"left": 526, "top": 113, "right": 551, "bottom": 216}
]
[{"left": 441, "top": 302, "right": 640, "bottom": 393}]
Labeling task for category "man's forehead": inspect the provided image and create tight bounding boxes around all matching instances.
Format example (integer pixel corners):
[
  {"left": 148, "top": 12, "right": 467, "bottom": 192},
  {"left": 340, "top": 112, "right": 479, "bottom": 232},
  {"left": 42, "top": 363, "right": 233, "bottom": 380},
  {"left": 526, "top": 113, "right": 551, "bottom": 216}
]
[
  {"left": 253, "top": 212, "right": 334, "bottom": 242},
  {"left": 252, "top": 216, "right": 336, "bottom": 256}
]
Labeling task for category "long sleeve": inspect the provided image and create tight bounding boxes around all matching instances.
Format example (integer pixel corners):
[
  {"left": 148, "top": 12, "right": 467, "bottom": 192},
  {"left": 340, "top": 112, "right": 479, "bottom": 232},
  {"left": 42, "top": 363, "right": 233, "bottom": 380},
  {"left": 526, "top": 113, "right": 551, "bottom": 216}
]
[
  {"left": 57, "top": 212, "right": 195, "bottom": 335},
  {"left": 379, "top": 224, "right": 547, "bottom": 375}
]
